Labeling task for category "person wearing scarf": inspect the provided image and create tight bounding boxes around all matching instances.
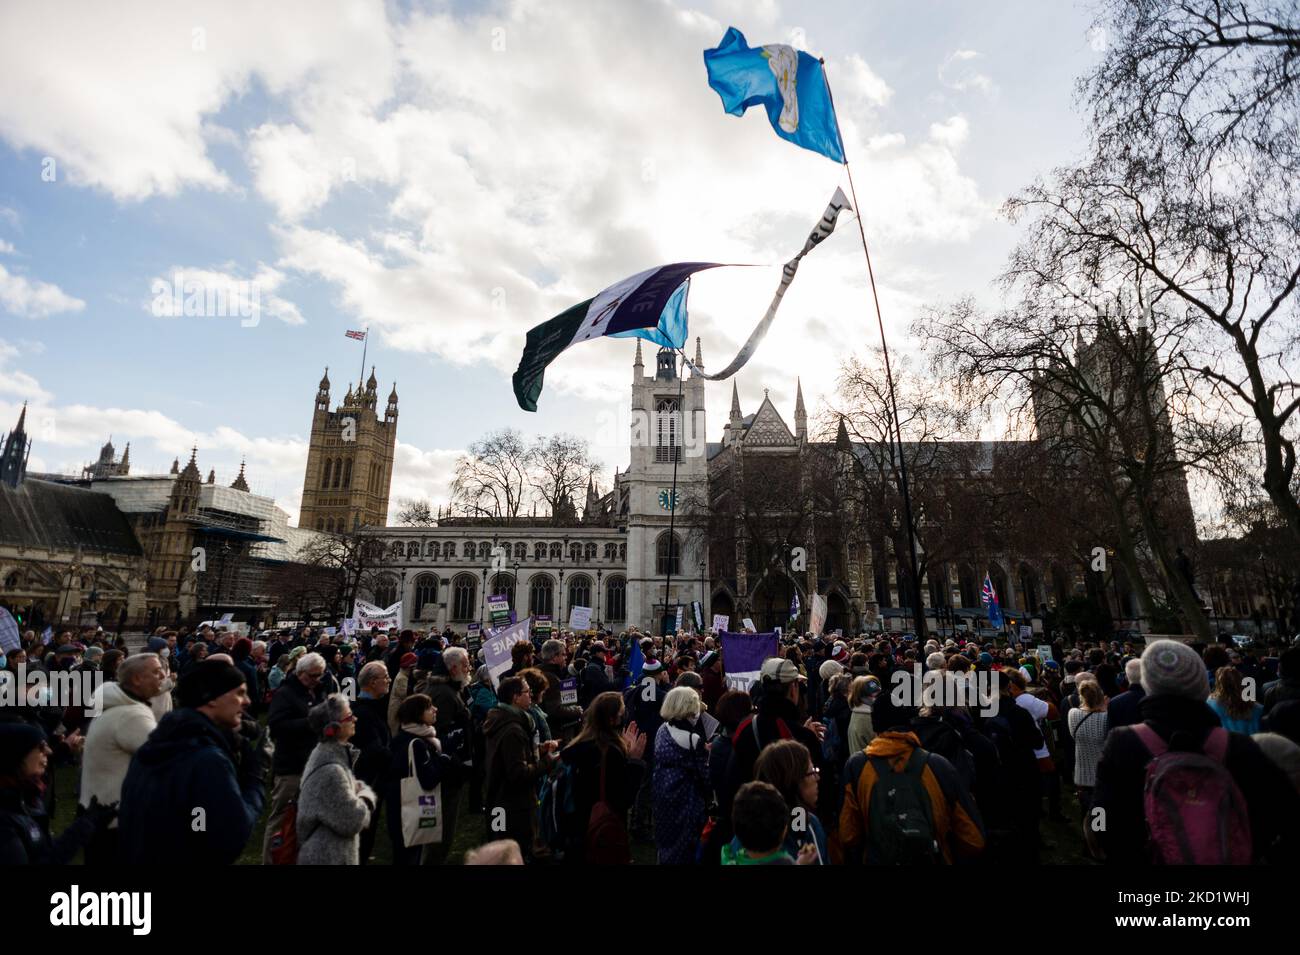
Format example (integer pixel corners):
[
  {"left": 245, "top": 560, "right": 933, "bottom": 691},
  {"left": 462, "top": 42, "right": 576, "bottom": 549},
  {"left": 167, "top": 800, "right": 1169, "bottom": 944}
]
[{"left": 386, "top": 693, "right": 455, "bottom": 865}]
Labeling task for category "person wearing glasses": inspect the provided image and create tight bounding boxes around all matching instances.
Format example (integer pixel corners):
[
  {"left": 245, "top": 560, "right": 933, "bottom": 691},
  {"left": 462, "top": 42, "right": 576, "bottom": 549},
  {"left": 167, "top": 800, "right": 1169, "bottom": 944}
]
[
  {"left": 296, "top": 694, "right": 377, "bottom": 865},
  {"left": 261, "top": 651, "right": 326, "bottom": 863},
  {"left": 483, "top": 676, "right": 557, "bottom": 860},
  {"left": 754, "top": 739, "right": 828, "bottom": 865}
]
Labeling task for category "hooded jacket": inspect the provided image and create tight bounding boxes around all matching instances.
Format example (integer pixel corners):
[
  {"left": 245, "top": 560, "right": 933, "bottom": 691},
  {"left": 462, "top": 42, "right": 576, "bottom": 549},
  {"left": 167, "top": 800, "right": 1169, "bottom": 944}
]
[
  {"left": 839, "top": 731, "right": 985, "bottom": 865},
  {"left": 117, "top": 708, "right": 266, "bottom": 865},
  {"left": 1093, "top": 694, "right": 1300, "bottom": 864},
  {"left": 79, "top": 682, "right": 157, "bottom": 825},
  {"left": 483, "top": 705, "right": 541, "bottom": 817}
]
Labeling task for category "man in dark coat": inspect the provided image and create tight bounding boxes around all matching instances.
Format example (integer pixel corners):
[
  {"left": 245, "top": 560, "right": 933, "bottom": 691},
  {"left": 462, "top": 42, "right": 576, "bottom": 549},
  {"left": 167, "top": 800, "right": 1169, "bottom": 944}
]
[
  {"left": 260, "top": 652, "right": 324, "bottom": 863},
  {"left": 579, "top": 644, "right": 615, "bottom": 707},
  {"left": 1105, "top": 658, "right": 1146, "bottom": 730},
  {"left": 483, "top": 677, "right": 551, "bottom": 858},
  {"left": 1094, "top": 640, "right": 1300, "bottom": 865},
  {"left": 350, "top": 660, "right": 392, "bottom": 863},
  {"left": 1263, "top": 647, "right": 1300, "bottom": 714},
  {"left": 418, "top": 646, "right": 472, "bottom": 863},
  {"left": 623, "top": 659, "right": 670, "bottom": 836},
  {"left": 118, "top": 660, "right": 268, "bottom": 865},
  {"left": 537, "top": 639, "right": 582, "bottom": 742}
]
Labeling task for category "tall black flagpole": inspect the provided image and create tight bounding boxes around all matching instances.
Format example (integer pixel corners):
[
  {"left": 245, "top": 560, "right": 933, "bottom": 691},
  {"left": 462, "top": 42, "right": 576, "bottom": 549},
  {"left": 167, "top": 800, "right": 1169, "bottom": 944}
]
[{"left": 821, "top": 59, "right": 926, "bottom": 637}]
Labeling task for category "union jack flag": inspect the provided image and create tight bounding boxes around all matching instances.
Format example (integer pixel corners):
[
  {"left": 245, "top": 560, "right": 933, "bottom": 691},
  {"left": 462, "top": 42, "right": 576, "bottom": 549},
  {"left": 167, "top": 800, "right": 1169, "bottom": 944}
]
[
  {"left": 981, "top": 573, "right": 1004, "bottom": 629},
  {"left": 345, "top": 329, "right": 366, "bottom": 341}
]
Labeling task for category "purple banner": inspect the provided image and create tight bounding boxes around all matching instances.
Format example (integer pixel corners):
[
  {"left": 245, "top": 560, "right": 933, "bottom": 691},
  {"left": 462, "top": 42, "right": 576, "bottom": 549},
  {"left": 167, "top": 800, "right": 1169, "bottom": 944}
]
[{"left": 720, "top": 631, "right": 778, "bottom": 691}]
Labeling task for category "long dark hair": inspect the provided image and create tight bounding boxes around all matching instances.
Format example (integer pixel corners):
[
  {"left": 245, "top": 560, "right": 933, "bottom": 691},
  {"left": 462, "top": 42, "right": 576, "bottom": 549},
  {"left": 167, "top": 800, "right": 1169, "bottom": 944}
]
[{"left": 566, "top": 691, "right": 626, "bottom": 756}]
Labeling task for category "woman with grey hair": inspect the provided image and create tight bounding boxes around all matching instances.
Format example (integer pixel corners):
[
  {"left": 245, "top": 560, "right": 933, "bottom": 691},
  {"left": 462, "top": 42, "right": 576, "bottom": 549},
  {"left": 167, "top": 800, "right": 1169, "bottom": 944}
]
[
  {"left": 296, "top": 693, "right": 376, "bottom": 865},
  {"left": 651, "top": 686, "right": 710, "bottom": 864}
]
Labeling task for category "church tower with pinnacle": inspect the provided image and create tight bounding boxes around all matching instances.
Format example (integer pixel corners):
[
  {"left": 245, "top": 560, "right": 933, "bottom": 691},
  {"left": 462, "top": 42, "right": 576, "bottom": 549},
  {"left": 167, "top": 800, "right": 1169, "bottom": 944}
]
[
  {"left": 624, "top": 337, "right": 710, "bottom": 633},
  {"left": 299, "top": 366, "right": 398, "bottom": 532}
]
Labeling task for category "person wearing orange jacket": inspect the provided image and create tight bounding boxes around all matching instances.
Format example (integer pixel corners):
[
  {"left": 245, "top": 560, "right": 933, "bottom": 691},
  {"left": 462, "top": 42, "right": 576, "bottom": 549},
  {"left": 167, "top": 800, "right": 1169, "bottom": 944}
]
[{"left": 839, "top": 729, "right": 985, "bottom": 864}]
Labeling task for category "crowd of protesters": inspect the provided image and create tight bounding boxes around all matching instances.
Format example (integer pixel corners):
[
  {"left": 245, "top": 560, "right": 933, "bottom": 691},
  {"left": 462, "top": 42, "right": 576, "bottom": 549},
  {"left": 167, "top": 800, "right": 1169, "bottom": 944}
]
[{"left": 3, "top": 617, "right": 1300, "bottom": 866}]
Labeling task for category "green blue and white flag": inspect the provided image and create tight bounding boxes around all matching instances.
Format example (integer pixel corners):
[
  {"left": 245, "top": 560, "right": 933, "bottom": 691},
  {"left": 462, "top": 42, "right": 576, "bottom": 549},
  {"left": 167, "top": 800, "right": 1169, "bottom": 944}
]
[
  {"left": 512, "top": 262, "right": 725, "bottom": 411},
  {"left": 705, "top": 27, "right": 845, "bottom": 163}
]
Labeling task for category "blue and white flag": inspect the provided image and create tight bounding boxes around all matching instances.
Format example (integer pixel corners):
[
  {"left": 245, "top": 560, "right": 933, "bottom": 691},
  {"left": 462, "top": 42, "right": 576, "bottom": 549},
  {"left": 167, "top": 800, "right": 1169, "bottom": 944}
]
[
  {"left": 789, "top": 591, "right": 801, "bottom": 620},
  {"left": 704, "top": 27, "right": 845, "bottom": 164}
]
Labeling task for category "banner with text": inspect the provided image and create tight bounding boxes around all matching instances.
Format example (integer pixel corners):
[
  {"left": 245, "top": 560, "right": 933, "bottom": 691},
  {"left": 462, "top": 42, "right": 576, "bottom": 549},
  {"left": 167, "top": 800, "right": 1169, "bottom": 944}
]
[
  {"left": 483, "top": 617, "right": 533, "bottom": 688},
  {"left": 721, "top": 631, "right": 779, "bottom": 692}
]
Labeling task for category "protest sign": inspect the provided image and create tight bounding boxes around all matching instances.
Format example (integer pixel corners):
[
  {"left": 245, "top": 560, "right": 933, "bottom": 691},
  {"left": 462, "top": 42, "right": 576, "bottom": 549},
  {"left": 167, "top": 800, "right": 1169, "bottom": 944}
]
[
  {"left": 711, "top": 614, "right": 729, "bottom": 633},
  {"left": 568, "top": 606, "right": 592, "bottom": 631},
  {"left": 810, "top": 594, "right": 827, "bottom": 636},
  {"left": 720, "top": 631, "right": 779, "bottom": 692},
  {"left": 483, "top": 617, "right": 532, "bottom": 688},
  {"left": 488, "top": 594, "right": 511, "bottom": 627}
]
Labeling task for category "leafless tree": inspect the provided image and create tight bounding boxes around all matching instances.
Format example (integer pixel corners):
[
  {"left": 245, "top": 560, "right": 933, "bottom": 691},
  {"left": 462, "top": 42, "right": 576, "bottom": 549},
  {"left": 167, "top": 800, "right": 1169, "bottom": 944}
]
[
  {"left": 529, "top": 433, "right": 600, "bottom": 524},
  {"left": 449, "top": 428, "right": 532, "bottom": 520},
  {"left": 395, "top": 498, "right": 436, "bottom": 526},
  {"left": 1075, "top": 0, "right": 1300, "bottom": 545}
]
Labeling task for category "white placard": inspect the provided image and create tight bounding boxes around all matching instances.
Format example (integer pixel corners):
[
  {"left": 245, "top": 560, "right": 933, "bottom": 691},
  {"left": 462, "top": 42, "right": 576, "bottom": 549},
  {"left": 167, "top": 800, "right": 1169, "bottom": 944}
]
[
  {"left": 567, "top": 606, "right": 592, "bottom": 631},
  {"left": 742, "top": 617, "right": 756, "bottom": 632},
  {"left": 711, "top": 614, "right": 729, "bottom": 632}
]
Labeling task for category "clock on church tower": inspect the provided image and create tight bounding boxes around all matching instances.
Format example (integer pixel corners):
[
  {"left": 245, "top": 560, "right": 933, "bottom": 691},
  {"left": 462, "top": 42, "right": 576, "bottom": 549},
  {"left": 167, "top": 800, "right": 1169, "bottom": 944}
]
[{"left": 657, "top": 488, "right": 678, "bottom": 511}]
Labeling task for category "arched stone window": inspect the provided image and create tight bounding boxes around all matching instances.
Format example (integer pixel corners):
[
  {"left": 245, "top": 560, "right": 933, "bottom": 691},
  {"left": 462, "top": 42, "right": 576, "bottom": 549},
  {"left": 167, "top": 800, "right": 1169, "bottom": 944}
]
[
  {"left": 414, "top": 574, "right": 439, "bottom": 618},
  {"left": 568, "top": 574, "right": 592, "bottom": 611},
  {"left": 529, "top": 575, "right": 554, "bottom": 617},
  {"left": 321, "top": 459, "right": 332, "bottom": 488},
  {"left": 605, "top": 576, "right": 626, "bottom": 622},
  {"left": 373, "top": 574, "right": 399, "bottom": 609},
  {"left": 451, "top": 574, "right": 477, "bottom": 621},
  {"left": 655, "top": 532, "right": 681, "bottom": 576}
]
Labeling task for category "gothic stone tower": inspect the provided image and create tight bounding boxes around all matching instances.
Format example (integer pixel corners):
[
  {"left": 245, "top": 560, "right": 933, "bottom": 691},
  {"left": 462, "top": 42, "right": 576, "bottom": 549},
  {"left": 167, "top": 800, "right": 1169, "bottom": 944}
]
[
  {"left": 625, "top": 340, "right": 709, "bottom": 633},
  {"left": 299, "top": 367, "right": 397, "bottom": 532}
]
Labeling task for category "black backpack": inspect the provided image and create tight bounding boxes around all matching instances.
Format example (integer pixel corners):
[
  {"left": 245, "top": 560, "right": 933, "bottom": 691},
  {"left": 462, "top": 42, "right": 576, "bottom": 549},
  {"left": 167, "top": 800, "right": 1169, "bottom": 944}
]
[{"left": 850, "top": 748, "right": 942, "bottom": 865}]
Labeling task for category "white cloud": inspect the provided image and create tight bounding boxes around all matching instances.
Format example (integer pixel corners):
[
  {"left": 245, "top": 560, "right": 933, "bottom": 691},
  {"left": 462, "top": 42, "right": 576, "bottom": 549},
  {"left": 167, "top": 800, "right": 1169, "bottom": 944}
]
[
  {"left": 929, "top": 115, "right": 970, "bottom": 148},
  {"left": 0, "top": 0, "right": 396, "bottom": 201},
  {"left": 0, "top": 262, "right": 85, "bottom": 318},
  {"left": 0, "top": 239, "right": 14, "bottom": 254},
  {"left": 940, "top": 49, "right": 997, "bottom": 96},
  {"left": 146, "top": 263, "right": 305, "bottom": 325},
  {"left": 0, "top": 0, "right": 993, "bottom": 460},
  {"left": 0, "top": 339, "right": 52, "bottom": 402}
]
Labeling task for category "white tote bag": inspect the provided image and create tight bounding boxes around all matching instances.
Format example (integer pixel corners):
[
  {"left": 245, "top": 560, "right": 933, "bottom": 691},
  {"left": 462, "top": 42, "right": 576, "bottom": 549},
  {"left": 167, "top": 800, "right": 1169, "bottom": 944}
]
[{"left": 400, "top": 738, "right": 443, "bottom": 847}]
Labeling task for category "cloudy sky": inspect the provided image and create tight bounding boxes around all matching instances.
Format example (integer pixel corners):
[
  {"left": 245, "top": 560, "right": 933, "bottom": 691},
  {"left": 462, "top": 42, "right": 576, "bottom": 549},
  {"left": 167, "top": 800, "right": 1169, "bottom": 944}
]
[{"left": 0, "top": 0, "right": 1100, "bottom": 524}]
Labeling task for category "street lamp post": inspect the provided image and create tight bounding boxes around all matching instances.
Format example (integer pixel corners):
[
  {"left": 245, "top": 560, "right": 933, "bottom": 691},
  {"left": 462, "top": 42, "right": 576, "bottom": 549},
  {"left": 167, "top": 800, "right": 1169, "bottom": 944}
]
[
  {"left": 559, "top": 535, "right": 569, "bottom": 629},
  {"left": 513, "top": 560, "right": 520, "bottom": 616}
]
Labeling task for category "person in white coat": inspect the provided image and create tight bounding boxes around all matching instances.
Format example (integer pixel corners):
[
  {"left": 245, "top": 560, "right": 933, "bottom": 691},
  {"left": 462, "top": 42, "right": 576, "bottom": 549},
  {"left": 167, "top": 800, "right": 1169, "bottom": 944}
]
[{"left": 79, "top": 652, "right": 167, "bottom": 864}]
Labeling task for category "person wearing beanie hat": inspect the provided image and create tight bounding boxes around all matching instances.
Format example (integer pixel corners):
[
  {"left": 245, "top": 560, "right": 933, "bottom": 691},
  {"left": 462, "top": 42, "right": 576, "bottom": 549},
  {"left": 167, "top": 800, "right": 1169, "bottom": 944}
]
[
  {"left": 1135, "top": 640, "right": 1207, "bottom": 701},
  {"left": 1092, "top": 639, "right": 1300, "bottom": 865},
  {"left": 625, "top": 654, "right": 670, "bottom": 838},
  {"left": 117, "top": 660, "right": 270, "bottom": 865},
  {"left": 698, "top": 649, "right": 724, "bottom": 715}
]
